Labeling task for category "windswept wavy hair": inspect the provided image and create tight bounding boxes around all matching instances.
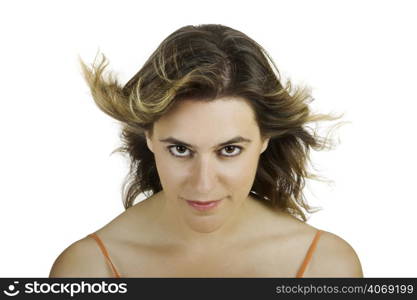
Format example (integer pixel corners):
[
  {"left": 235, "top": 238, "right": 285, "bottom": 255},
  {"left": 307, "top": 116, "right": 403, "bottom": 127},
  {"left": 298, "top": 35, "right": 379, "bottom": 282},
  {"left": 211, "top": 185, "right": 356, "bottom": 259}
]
[{"left": 79, "top": 24, "right": 346, "bottom": 222}]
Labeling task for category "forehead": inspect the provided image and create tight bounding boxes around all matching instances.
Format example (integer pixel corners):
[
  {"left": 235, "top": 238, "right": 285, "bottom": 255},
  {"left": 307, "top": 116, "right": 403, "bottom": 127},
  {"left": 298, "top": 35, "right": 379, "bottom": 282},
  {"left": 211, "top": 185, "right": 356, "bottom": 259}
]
[{"left": 154, "top": 97, "right": 259, "bottom": 137}]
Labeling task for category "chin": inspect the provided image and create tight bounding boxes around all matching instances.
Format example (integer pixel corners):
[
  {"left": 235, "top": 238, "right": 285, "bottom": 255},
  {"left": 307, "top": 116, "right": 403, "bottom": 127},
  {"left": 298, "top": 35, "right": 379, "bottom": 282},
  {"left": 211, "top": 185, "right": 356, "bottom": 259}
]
[
  {"left": 183, "top": 211, "right": 226, "bottom": 233},
  {"left": 187, "top": 221, "right": 224, "bottom": 234}
]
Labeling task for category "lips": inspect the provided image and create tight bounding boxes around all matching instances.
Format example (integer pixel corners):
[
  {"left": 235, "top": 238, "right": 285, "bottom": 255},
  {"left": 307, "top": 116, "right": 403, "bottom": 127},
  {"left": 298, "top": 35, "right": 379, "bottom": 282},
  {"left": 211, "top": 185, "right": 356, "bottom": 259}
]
[
  {"left": 186, "top": 199, "right": 220, "bottom": 203},
  {"left": 183, "top": 198, "right": 223, "bottom": 211}
]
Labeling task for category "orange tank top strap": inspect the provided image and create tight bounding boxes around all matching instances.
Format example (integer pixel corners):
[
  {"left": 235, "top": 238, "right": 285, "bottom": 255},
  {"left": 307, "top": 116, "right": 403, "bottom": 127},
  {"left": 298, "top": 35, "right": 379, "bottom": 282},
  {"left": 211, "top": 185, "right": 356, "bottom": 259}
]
[
  {"left": 88, "top": 233, "right": 121, "bottom": 278},
  {"left": 295, "top": 229, "right": 322, "bottom": 278}
]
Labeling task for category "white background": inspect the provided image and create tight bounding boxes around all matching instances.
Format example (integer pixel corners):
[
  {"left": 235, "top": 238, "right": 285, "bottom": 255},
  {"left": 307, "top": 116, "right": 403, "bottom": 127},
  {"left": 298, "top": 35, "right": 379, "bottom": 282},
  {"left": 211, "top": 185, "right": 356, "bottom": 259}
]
[{"left": 1, "top": 0, "right": 416, "bottom": 277}]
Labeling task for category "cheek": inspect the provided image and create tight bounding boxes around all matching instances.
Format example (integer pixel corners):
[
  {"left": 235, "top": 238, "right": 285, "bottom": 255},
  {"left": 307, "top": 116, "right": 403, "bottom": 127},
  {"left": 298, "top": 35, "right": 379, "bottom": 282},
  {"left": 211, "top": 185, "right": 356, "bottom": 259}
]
[
  {"left": 223, "top": 153, "right": 260, "bottom": 187},
  {"left": 153, "top": 151, "right": 187, "bottom": 188}
]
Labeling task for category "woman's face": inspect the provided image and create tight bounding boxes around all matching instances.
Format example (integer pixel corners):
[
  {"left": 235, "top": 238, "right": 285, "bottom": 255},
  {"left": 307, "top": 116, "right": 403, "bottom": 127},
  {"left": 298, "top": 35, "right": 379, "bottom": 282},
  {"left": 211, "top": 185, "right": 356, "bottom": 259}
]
[{"left": 145, "top": 96, "right": 270, "bottom": 235}]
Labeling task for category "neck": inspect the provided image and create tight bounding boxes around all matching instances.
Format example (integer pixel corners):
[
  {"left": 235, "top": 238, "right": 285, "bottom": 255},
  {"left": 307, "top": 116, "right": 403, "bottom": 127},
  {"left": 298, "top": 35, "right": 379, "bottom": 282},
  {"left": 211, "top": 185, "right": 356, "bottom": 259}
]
[{"left": 149, "top": 191, "right": 261, "bottom": 252}]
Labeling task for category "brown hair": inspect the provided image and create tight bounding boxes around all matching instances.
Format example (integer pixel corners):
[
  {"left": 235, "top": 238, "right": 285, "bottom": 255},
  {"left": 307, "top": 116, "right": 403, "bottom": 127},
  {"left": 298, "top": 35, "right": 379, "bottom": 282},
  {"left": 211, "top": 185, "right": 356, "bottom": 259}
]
[{"left": 79, "top": 24, "right": 346, "bottom": 221}]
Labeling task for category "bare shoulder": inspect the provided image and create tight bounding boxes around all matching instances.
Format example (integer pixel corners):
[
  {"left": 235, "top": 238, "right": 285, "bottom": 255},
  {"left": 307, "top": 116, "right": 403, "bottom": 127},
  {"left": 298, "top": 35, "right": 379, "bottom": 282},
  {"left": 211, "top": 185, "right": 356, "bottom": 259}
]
[
  {"left": 49, "top": 197, "right": 154, "bottom": 278},
  {"left": 49, "top": 235, "right": 112, "bottom": 278},
  {"left": 305, "top": 230, "right": 364, "bottom": 277}
]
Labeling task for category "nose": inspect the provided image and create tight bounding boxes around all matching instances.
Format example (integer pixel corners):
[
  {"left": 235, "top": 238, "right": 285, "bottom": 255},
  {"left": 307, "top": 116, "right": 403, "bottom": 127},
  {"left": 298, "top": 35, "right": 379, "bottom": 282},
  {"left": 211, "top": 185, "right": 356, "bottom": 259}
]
[{"left": 190, "top": 155, "right": 217, "bottom": 195}]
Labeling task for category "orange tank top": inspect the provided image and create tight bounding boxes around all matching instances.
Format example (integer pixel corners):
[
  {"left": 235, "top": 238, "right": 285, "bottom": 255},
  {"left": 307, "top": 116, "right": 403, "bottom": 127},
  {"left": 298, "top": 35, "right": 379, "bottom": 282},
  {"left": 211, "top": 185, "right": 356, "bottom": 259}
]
[{"left": 88, "top": 229, "right": 322, "bottom": 278}]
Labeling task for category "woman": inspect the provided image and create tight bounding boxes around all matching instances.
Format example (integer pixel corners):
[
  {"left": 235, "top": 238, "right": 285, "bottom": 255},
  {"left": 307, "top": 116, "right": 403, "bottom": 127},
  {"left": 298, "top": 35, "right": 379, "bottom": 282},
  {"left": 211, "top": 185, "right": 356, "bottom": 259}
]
[{"left": 49, "top": 24, "right": 363, "bottom": 277}]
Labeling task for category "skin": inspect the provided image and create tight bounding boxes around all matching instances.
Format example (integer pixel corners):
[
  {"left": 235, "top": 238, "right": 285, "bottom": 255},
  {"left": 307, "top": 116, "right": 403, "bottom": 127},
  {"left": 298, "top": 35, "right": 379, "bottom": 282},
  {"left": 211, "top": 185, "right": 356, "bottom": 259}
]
[
  {"left": 144, "top": 96, "right": 271, "bottom": 252},
  {"left": 49, "top": 96, "right": 364, "bottom": 277}
]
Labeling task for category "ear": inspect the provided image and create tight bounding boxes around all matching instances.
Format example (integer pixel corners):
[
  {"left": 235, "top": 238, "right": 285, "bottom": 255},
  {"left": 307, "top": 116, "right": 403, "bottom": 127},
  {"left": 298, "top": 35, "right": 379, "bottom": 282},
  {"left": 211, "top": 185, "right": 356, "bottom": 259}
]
[
  {"left": 145, "top": 131, "right": 154, "bottom": 153},
  {"left": 260, "top": 137, "right": 270, "bottom": 154}
]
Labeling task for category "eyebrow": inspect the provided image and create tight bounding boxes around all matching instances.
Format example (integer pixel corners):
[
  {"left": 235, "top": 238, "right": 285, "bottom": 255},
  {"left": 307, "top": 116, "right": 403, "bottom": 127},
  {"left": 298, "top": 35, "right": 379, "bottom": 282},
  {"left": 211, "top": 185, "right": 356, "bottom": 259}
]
[{"left": 158, "top": 136, "right": 252, "bottom": 149}]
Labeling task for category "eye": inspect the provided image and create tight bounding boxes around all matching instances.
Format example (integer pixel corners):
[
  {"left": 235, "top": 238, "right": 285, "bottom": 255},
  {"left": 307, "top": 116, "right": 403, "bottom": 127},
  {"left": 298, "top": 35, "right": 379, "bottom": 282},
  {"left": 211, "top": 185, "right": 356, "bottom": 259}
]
[
  {"left": 167, "top": 144, "right": 243, "bottom": 158},
  {"left": 167, "top": 145, "right": 193, "bottom": 158},
  {"left": 219, "top": 145, "right": 242, "bottom": 157}
]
